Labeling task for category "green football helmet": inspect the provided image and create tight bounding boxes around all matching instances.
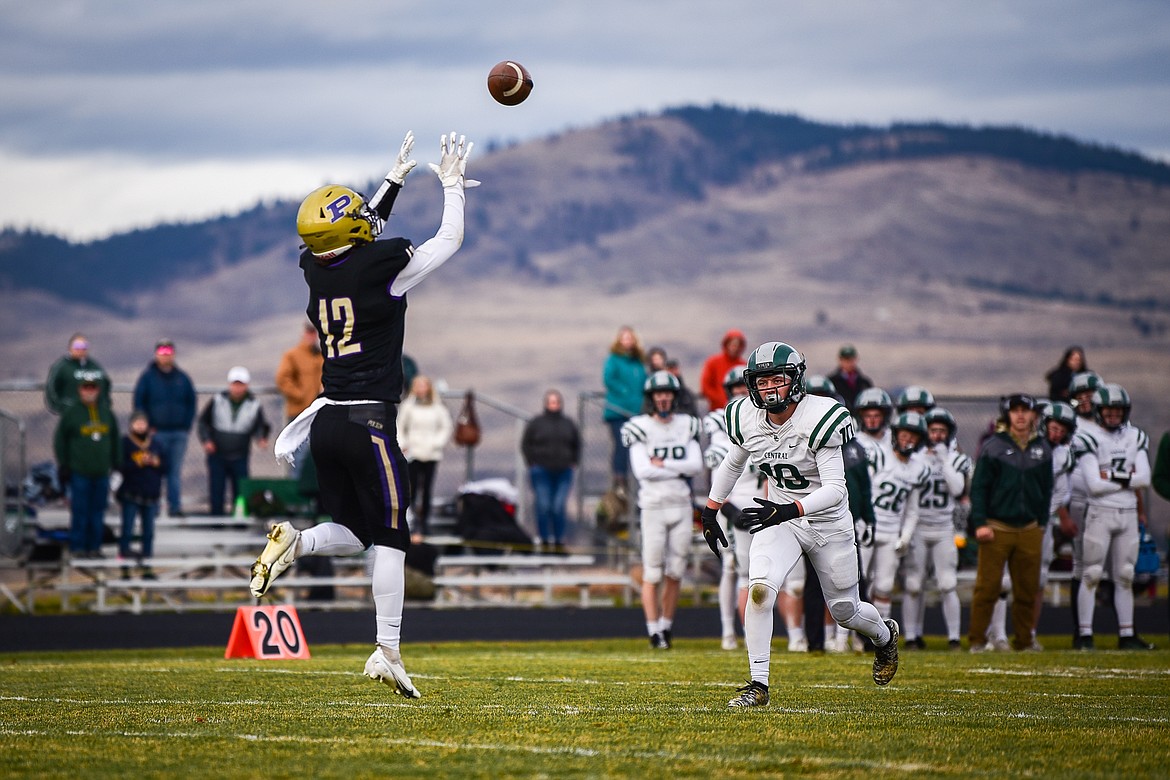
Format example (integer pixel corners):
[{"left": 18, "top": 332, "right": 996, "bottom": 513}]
[
  {"left": 803, "top": 373, "right": 838, "bottom": 399},
  {"left": 924, "top": 407, "right": 958, "bottom": 445},
  {"left": 744, "top": 341, "right": 806, "bottom": 414},
  {"left": 722, "top": 366, "right": 747, "bottom": 393},
  {"left": 895, "top": 385, "right": 935, "bottom": 413},
  {"left": 1092, "top": 384, "right": 1131, "bottom": 430},
  {"left": 854, "top": 387, "right": 893, "bottom": 434},
  {"left": 644, "top": 370, "right": 680, "bottom": 395},
  {"left": 1068, "top": 371, "right": 1103, "bottom": 416},
  {"left": 891, "top": 411, "right": 928, "bottom": 456},
  {"left": 1041, "top": 400, "right": 1077, "bottom": 444}
]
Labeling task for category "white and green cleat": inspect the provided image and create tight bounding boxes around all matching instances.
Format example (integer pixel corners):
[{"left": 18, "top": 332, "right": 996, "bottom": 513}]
[{"left": 249, "top": 521, "right": 299, "bottom": 598}]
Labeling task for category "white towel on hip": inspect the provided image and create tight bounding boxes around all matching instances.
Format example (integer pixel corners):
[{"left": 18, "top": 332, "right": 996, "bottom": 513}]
[{"left": 274, "top": 397, "right": 376, "bottom": 465}]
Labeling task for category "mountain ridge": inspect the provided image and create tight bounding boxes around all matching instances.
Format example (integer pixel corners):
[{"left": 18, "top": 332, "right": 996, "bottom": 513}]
[{"left": 3, "top": 105, "right": 1169, "bottom": 312}]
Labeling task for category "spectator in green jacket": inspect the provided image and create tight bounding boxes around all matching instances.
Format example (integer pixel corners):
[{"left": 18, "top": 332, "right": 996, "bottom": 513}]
[
  {"left": 54, "top": 379, "right": 121, "bottom": 557},
  {"left": 967, "top": 394, "right": 1053, "bottom": 652},
  {"left": 45, "top": 332, "right": 111, "bottom": 415},
  {"left": 602, "top": 325, "right": 647, "bottom": 489}
]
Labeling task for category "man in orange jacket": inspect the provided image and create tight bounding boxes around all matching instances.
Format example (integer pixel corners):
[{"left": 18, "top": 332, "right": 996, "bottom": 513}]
[{"left": 698, "top": 328, "right": 747, "bottom": 412}]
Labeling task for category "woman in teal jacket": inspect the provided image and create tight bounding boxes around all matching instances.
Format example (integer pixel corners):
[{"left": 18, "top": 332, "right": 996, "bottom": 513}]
[{"left": 602, "top": 326, "right": 647, "bottom": 486}]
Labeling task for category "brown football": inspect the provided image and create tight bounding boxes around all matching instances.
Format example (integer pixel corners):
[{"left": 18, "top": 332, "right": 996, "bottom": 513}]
[{"left": 487, "top": 61, "right": 534, "bottom": 106}]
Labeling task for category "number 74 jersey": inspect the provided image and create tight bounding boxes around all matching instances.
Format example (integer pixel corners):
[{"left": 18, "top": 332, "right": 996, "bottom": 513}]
[{"left": 723, "top": 394, "right": 855, "bottom": 524}]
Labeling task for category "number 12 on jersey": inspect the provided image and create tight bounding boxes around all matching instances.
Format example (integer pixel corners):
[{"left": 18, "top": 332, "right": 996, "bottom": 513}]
[{"left": 316, "top": 297, "right": 361, "bottom": 359}]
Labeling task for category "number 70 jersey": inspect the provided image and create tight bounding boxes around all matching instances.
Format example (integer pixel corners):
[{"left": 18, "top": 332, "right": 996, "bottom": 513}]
[{"left": 723, "top": 394, "right": 855, "bottom": 523}]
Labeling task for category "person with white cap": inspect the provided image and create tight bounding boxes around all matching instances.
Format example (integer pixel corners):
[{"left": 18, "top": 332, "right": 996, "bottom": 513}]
[{"left": 196, "top": 366, "right": 270, "bottom": 516}]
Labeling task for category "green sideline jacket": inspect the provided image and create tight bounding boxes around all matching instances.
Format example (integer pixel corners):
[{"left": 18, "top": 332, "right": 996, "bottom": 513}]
[{"left": 970, "top": 430, "right": 1053, "bottom": 528}]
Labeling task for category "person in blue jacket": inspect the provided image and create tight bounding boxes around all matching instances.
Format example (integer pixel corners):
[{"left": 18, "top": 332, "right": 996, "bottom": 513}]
[{"left": 133, "top": 339, "right": 196, "bottom": 517}]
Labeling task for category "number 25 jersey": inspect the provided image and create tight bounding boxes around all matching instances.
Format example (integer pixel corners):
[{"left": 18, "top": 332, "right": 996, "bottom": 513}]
[{"left": 723, "top": 394, "right": 855, "bottom": 525}]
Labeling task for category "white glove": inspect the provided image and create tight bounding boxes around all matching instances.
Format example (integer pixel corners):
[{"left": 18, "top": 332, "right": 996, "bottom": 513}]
[
  {"left": 895, "top": 533, "right": 912, "bottom": 556},
  {"left": 386, "top": 130, "right": 417, "bottom": 185},
  {"left": 428, "top": 131, "right": 479, "bottom": 188},
  {"left": 854, "top": 520, "right": 874, "bottom": 548}
]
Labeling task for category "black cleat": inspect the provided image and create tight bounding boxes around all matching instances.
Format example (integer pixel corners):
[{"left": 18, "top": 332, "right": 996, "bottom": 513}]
[
  {"left": 873, "top": 619, "right": 900, "bottom": 686},
  {"left": 649, "top": 633, "right": 669, "bottom": 649},
  {"left": 1118, "top": 635, "right": 1155, "bottom": 651},
  {"left": 728, "top": 680, "right": 769, "bottom": 708},
  {"left": 1073, "top": 634, "right": 1095, "bottom": 651}
]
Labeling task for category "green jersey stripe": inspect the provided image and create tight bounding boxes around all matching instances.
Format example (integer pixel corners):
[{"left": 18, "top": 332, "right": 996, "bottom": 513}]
[{"left": 809, "top": 404, "right": 848, "bottom": 448}]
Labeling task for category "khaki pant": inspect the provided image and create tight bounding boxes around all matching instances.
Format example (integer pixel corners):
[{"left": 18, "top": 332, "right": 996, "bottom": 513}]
[{"left": 968, "top": 521, "right": 1044, "bottom": 650}]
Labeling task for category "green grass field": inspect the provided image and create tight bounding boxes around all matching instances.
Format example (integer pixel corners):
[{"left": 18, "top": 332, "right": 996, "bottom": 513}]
[{"left": 2, "top": 637, "right": 1168, "bottom": 778}]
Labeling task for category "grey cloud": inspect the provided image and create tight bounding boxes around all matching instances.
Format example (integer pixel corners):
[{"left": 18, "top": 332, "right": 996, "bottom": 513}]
[{"left": 1, "top": 0, "right": 1168, "bottom": 162}]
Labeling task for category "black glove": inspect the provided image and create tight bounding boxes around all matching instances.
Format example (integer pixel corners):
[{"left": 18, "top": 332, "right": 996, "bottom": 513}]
[
  {"left": 700, "top": 506, "right": 728, "bottom": 556},
  {"left": 742, "top": 497, "right": 801, "bottom": 534}
]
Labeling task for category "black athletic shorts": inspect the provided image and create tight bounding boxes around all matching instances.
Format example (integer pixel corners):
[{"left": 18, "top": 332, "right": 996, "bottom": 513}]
[{"left": 309, "top": 402, "right": 411, "bottom": 551}]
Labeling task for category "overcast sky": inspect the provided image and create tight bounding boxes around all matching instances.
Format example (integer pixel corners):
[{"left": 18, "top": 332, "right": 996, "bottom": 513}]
[{"left": 2, "top": 0, "right": 1168, "bottom": 241}]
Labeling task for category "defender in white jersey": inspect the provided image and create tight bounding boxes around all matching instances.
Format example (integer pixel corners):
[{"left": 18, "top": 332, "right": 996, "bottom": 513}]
[
  {"left": 1074, "top": 384, "right": 1155, "bottom": 650},
  {"left": 699, "top": 342, "right": 898, "bottom": 708},
  {"left": 863, "top": 413, "right": 931, "bottom": 624},
  {"left": 622, "top": 371, "right": 702, "bottom": 650},
  {"left": 902, "top": 408, "right": 971, "bottom": 650},
  {"left": 702, "top": 367, "right": 768, "bottom": 651}
]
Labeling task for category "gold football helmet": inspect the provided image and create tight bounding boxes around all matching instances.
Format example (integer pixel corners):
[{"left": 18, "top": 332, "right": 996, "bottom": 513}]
[{"left": 296, "top": 185, "right": 379, "bottom": 259}]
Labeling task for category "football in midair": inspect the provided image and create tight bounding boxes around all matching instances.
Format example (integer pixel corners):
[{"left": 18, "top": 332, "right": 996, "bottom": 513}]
[{"left": 487, "top": 61, "right": 534, "bottom": 106}]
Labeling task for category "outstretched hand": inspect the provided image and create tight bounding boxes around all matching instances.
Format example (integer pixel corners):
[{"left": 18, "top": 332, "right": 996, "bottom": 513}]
[
  {"left": 386, "top": 130, "right": 417, "bottom": 185},
  {"left": 742, "top": 497, "right": 801, "bottom": 534},
  {"left": 428, "top": 131, "right": 479, "bottom": 188},
  {"left": 700, "top": 506, "right": 727, "bottom": 557}
]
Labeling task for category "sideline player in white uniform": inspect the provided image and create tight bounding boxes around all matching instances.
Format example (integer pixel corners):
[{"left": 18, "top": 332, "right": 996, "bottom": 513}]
[
  {"left": 700, "top": 342, "right": 899, "bottom": 708},
  {"left": 1030, "top": 400, "right": 1078, "bottom": 648},
  {"left": 903, "top": 408, "right": 971, "bottom": 649},
  {"left": 1074, "top": 384, "right": 1155, "bottom": 650},
  {"left": 853, "top": 387, "right": 894, "bottom": 466},
  {"left": 702, "top": 367, "right": 766, "bottom": 650},
  {"left": 1066, "top": 371, "right": 1106, "bottom": 647},
  {"left": 866, "top": 413, "right": 931, "bottom": 624},
  {"left": 623, "top": 370, "right": 703, "bottom": 649}
]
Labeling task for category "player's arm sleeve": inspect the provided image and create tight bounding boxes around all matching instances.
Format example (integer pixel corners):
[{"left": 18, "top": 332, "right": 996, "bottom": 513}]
[
  {"left": 628, "top": 440, "right": 669, "bottom": 481},
  {"left": 799, "top": 446, "right": 848, "bottom": 516},
  {"left": 1129, "top": 449, "right": 1152, "bottom": 490},
  {"left": 665, "top": 439, "right": 703, "bottom": 478},
  {"left": 942, "top": 455, "right": 967, "bottom": 497},
  {"left": 369, "top": 180, "right": 402, "bottom": 220},
  {"left": 1078, "top": 451, "right": 1121, "bottom": 496},
  {"left": 389, "top": 185, "right": 466, "bottom": 297},
  {"left": 708, "top": 441, "right": 750, "bottom": 504},
  {"left": 899, "top": 486, "right": 921, "bottom": 545}
]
